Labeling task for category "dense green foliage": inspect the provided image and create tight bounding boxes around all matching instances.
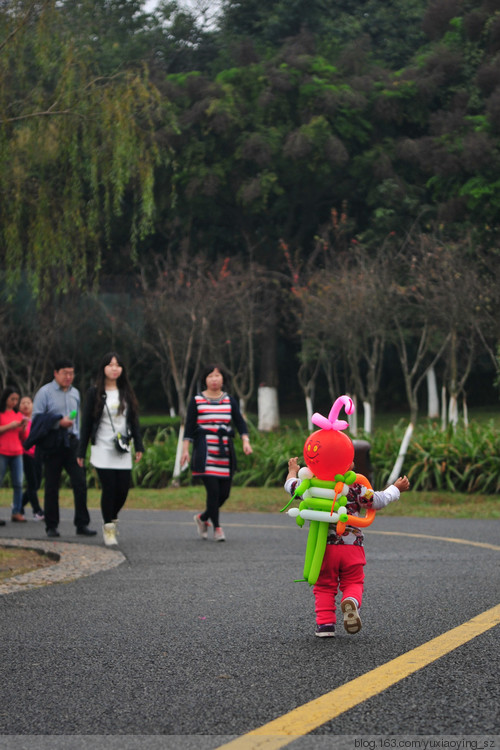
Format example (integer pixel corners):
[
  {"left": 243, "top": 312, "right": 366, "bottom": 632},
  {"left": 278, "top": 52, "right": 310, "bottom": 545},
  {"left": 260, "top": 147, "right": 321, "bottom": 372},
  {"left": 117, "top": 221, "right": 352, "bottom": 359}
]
[
  {"left": 125, "top": 419, "right": 500, "bottom": 493},
  {"left": 0, "top": 1, "right": 166, "bottom": 296},
  {"left": 2, "top": 416, "right": 498, "bottom": 495},
  {"left": 370, "top": 421, "right": 500, "bottom": 492},
  {"left": 4, "top": 0, "right": 500, "bottom": 286},
  {"left": 1, "top": 0, "right": 500, "bottom": 420}
]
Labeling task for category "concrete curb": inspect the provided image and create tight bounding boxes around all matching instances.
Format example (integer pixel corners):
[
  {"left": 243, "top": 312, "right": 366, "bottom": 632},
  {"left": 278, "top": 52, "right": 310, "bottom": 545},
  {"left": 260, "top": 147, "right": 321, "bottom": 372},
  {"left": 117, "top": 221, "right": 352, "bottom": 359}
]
[{"left": 0, "top": 538, "right": 125, "bottom": 596}]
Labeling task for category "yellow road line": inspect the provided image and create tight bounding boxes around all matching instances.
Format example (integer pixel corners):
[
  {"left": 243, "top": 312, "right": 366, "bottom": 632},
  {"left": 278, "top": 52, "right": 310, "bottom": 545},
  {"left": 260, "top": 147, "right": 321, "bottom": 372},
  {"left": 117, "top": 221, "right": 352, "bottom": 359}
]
[
  {"left": 217, "top": 603, "right": 500, "bottom": 750},
  {"left": 372, "top": 530, "right": 500, "bottom": 552},
  {"left": 128, "top": 519, "right": 500, "bottom": 550}
]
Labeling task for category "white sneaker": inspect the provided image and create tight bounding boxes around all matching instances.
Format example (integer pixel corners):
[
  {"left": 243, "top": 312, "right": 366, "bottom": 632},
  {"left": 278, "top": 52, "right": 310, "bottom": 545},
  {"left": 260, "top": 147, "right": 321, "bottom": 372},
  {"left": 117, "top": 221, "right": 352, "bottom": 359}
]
[
  {"left": 341, "top": 597, "right": 362, "bottom": 634},
  {"left": 103, "top": 522, "right": 118, "bottom": 547},
  {"left": 214, "top": 526, "right": 226, "bottom": 542},
  {"left": 193, "top": 513, "right": 209, "bottom": 540}
]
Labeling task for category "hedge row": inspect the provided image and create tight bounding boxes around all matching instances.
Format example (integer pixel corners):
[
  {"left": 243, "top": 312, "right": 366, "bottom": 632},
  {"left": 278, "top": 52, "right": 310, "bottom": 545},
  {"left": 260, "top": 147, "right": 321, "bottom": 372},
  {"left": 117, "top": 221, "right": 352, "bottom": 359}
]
[{"left": 126, "top": 420, "right": 500, "bottom": 494}]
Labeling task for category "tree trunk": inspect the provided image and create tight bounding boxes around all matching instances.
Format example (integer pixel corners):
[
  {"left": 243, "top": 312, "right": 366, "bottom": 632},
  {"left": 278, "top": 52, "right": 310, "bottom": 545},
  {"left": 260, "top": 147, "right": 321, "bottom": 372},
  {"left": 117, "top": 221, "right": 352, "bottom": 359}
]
[
  {"left": 258, "top": 387, "right": 280, "bottom": 431},
  {"left": 448, "top": 395, "right": 459, "bottom": 427},
  {"left": 448, "top": 329, "right": 459, "bottom": 427},
  {"left": 348, "top": 394, "right": 357, "bottom": 436},
  {"left": 441, "top": 385, "right": 447, "bottom": 430},
  {"left": 171, "top": 423, "right": 186, "bottom": 487},
  {"left": 305, "top": 394, "right": 313, "bottom": 431},
  {"left": 387, "top": 422, "right": 414, "bottom": 485},
  {"left": 463, "top": 395, "right": 469, "bottom": 428},
  {"left": 239, "top": 397, "right": 247, "bottom": 419},
  {"left": 257, "top": 309, "right": 280, "bottom": 431},
  {"left": 363, "top": 400, "right": 372, "bottom": 434},
  {"left": 426, "top": 366, "right": 439, "bottom": 418}
]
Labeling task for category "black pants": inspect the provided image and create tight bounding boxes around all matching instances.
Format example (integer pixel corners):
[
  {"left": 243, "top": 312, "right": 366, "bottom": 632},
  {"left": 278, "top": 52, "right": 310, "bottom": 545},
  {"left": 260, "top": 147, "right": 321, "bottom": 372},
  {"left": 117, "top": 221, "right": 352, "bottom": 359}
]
[
  {"left": 200, "top": 476, "right": 231, "bottom": 529},
  {"left": 22, "top": 451, "right": 43, "bottom": 515},
  {"left": 96, "top": 468, "right": 131, "bottom": 524},
  {"left": 43, "top": 439, "right": 89, "bottom": 531}
]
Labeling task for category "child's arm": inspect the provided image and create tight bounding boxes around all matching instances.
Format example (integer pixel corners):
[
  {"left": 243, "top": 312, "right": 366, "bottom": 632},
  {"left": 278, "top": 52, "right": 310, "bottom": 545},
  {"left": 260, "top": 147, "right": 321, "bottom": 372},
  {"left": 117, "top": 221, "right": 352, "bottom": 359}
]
[
  {"left": 394, "top": 476, "right": 410, "bottom": 493},
  {"left": 286, "top": 456, "right": 300, "bottom": 481},
  {"left": 371, "top": 476, "right": 410, "bottom": 510},
  {"left": 284, "top": 456, "right": 302, "bottom": 497}
]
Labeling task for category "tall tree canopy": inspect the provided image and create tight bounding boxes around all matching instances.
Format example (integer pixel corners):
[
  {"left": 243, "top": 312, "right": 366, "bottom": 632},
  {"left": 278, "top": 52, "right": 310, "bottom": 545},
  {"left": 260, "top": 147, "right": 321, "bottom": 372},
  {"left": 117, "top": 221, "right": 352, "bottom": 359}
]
[
  {"left": 1, "top": 0, "right": 500, "bottom": 414},
  {"left": 0, "top": 0, "right": 166, "bottom": 297},
  {"left": 218, "top": 0, "right": 428, "bottom": 67}
]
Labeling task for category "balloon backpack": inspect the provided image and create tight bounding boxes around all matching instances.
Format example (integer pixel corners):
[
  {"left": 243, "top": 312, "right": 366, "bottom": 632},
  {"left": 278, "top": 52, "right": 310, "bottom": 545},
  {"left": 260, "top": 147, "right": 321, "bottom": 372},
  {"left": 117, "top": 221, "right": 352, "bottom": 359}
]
[{"left": 281, "top": 396, "right": 376, "bottom": 586}]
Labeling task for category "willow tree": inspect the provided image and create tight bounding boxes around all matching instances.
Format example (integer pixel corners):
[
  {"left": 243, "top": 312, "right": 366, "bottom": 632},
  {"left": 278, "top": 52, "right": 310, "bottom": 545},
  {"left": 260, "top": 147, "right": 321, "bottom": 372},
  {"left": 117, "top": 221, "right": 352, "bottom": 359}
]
[{"left": 0, "top": 0, "right": 167, "bottom": 299}]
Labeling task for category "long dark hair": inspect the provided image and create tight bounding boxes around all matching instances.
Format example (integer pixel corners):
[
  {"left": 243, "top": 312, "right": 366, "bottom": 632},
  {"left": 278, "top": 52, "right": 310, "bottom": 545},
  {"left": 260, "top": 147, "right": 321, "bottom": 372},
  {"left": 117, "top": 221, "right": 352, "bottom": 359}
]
[
  {"left": 93, "top": 352, "right": 139, "bottom": 420},
  {"left": 0, "top": 386, "right": 19, "bottom": 413}
]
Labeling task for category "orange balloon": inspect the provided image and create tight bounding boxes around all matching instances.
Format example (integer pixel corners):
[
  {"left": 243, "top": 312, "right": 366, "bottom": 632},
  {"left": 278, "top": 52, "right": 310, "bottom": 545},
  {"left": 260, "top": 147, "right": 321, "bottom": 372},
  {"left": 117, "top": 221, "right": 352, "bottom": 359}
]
[
  {"left": 354, "top": 473, "right": 373, "bottom": 491},
  {"left": 303, "top": 428, "right": 354, "bottom": 481},
  {"left": 336, "top": 473, "right": 375, "bottom": 534}
]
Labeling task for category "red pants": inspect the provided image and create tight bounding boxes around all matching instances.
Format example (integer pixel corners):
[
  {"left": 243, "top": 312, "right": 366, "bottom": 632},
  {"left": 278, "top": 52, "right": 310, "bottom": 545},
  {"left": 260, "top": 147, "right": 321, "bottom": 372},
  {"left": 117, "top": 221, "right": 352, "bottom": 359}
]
[{"left": 313, "top": 544, "right": 366, "bottom": 625}]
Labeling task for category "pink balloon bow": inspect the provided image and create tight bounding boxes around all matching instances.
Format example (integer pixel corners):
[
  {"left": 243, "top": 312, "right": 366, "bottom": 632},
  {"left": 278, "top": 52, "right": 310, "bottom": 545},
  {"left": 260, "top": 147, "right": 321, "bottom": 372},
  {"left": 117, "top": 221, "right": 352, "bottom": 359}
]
[{"left": 311, "top": 396, "right": 355, "bottom": 432}]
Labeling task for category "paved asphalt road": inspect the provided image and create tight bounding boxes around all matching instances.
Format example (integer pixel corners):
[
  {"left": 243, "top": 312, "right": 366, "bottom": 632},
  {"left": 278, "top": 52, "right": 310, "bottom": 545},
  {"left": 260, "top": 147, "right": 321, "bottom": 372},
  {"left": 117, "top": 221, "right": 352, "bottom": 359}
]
[{"left": 0, "top": 509, "right": 499, "bottom": 750}]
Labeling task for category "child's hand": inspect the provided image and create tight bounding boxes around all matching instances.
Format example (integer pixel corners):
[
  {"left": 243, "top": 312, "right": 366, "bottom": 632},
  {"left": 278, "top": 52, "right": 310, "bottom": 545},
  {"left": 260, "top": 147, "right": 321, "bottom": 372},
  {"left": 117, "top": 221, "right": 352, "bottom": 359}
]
[
  {"left": 287, "top": 456, "right": 300, "bottom": 476},
  {"left": 394, "top": 476, "right": 410, "bottom": 492}
]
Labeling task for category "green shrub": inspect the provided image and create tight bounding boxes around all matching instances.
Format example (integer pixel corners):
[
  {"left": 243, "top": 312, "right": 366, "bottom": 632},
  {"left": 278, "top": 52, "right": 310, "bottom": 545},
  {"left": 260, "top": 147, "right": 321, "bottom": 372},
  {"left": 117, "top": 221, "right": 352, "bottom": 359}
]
[
  {"left": 407, "top": 421, "right": 496, "bottom": 492},
  {"left": 369, "top": 420, "right": 500, "bottom": 493},
  {"left": 232, "top": 422, "right": 304, "bottom": 487},
  {"left": 8, "top": 418, "right": 499, "bottom": 494},
  {"left": 132, "top": 427, "right": 180, "bottom": 488}
]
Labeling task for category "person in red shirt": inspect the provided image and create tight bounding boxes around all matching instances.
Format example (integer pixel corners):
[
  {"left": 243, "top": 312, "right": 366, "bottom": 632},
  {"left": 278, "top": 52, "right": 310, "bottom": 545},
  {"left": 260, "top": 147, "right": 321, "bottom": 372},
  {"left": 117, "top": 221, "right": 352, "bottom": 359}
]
[
  {"left": 0, "top": 387, "right": 28, "bottom": 523},
  {"left": 19, "top": 396, "right": 44, "bottom": 521}
]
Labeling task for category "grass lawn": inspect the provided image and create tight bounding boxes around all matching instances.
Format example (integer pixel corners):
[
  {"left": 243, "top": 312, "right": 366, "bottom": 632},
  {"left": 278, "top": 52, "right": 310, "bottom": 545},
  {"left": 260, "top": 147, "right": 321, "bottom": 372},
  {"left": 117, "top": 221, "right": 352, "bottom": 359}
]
[{"left": 2, "top": 486, "right": 498, "bottom": 520}]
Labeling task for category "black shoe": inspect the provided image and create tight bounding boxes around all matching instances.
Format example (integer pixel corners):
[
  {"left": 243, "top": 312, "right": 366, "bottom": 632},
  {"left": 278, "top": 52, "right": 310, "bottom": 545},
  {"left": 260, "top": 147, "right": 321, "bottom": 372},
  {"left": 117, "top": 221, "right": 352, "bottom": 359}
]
[
  {"left": 46, "top": 528, "right": 60, "bottom": 538},
  {"left": 0, "top": 519, "right": 6, "bottom": 526},
  {"left": 76, "top": 526, "right": 97, "bottom": 536}
]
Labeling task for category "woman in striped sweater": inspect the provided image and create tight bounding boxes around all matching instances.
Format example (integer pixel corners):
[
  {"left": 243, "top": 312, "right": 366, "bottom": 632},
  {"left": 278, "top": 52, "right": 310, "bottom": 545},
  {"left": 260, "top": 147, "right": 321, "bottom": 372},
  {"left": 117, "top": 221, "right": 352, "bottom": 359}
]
[{"left": 181, "top": 364, "right": 253, "bottom": 542}]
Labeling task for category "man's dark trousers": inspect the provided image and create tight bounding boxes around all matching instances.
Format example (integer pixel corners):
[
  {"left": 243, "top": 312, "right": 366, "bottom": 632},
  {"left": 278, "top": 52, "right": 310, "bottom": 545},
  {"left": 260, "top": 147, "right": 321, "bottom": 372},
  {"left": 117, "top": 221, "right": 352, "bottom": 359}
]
[{"left": 43, "top": 436, "right": 89, "bottom": 531}]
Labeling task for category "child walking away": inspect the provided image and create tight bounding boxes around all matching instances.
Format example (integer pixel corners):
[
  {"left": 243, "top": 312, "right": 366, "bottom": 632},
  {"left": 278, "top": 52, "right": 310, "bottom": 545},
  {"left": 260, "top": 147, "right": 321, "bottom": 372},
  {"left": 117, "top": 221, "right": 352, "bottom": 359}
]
[{"left": 285, "top": 456, "right": 410, "bottom": 637}]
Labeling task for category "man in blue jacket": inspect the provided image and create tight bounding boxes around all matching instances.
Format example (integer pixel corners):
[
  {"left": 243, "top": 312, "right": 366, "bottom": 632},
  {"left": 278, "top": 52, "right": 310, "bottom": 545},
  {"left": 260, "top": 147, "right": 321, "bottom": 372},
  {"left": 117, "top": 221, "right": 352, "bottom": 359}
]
[{"left": 32, "top": 359, "right": 96, "bottom": 538}]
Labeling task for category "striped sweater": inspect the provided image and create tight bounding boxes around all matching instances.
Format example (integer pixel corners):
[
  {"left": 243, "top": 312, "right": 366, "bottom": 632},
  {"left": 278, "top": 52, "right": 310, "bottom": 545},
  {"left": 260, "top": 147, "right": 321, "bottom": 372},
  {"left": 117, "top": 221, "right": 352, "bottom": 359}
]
[{"left": 184, "top": 392, "right": 248, "bottom": 478}]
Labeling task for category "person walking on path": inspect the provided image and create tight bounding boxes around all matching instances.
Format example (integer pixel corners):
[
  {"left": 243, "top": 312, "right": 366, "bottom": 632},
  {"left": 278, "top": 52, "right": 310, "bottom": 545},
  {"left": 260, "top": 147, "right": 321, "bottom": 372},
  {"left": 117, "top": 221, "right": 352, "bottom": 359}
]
[
  {"left": 19, "top": 396, "right": 44, "bottom": 521},
  {"left": 181, "top": 363, "right": 253, "bottom": 542},
  {"left": 77, "top": 352, "right": 143, "bottom": 547},
  {"left": 0, "top": 387, "right": 28, "bottom": 524},
  {"left": 285, "top": 456, "right": 410, "bottom": 637},
  {"left": 30, "top": 358, "right": 96, "bottom": 538}
]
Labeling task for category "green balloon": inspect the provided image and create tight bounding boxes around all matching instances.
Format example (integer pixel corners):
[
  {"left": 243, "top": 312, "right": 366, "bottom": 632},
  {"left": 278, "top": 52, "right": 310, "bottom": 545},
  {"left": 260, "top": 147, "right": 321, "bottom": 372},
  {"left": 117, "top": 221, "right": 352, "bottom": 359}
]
[
  {"left": 303, "top": 520, "right": 319, "bottom": 580},
  {"left": 307, "top": 521, "right": 329, "bottom": 585},
  {"left": 302, "top": 497, "right": 336, "bottom": 512},
  {"left": 311, "top": 478, "right": 337, "bottom": 489},
  {"left": 294, "top": 478, "right": 311, "bottom": 498}
]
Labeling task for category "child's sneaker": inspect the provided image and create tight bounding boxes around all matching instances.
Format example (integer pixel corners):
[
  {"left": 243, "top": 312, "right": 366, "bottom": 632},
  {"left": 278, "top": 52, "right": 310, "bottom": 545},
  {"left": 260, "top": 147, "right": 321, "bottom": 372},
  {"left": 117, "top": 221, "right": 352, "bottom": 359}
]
[
  {"left": 193, "top": 513, "right": 209, "bottom": 539},
  {"left": 214, "top": 526, "right": 226, "bottom": 542},
  {"left": 33, "top": 512, "right": 45, "bottom": 521},
  {"left": 341, "top": 597, "right": 362, "bottom": 634},
  {"left": 315, "top": 623, "right": 336, "bottom": 637}
]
